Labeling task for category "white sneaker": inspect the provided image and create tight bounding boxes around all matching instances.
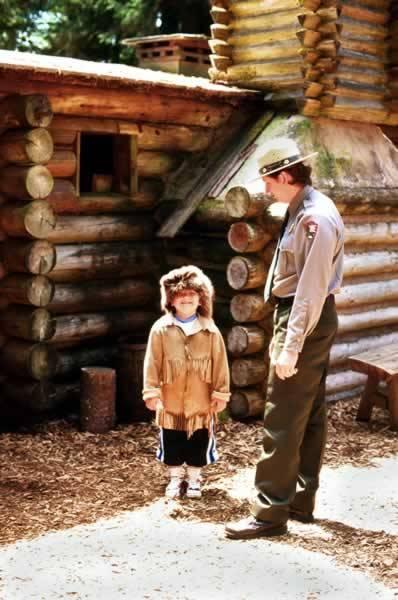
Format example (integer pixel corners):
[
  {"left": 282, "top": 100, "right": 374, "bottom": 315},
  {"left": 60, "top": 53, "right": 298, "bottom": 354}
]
[
  {"left": 186, "top": 481, "right": 202, "bottom": 499},
  {"left": 165, "top": 478, "right": 182, "bottom": 499}
]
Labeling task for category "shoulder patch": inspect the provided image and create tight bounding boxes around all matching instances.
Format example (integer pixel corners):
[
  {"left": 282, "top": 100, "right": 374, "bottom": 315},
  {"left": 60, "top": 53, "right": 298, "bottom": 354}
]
[{"left": 305, "top": 220, "right": 318, "bottom": 240}]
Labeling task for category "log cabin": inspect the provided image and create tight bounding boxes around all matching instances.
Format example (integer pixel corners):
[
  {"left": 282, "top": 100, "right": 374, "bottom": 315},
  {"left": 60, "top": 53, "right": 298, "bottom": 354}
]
[
  {"left": 0, "top": 48, "right": 261, "bottom": 419},
  {"left": 1, "top": 0, "right": 398, "bottom": 424}
]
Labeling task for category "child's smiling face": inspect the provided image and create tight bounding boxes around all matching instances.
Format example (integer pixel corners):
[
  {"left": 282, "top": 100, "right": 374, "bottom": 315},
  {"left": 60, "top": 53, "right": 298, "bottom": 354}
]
[{"left": 171, "top": 289, "right": 200, "bottom": 319}]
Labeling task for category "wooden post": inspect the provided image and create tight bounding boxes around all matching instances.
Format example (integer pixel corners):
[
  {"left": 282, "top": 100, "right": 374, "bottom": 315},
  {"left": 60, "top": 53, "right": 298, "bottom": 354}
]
[
  {"left": 356, "top": 374, "right": 378, "bottom": 422},
  {"left": 80, "top": 367, "right": 116, "bottom": 433},
  {"left": 388, "top": 376, "right": 398, "bottom": 431}
]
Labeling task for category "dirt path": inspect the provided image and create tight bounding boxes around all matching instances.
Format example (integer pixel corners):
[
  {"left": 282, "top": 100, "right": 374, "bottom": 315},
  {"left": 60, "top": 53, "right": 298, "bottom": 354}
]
[
  {"left": 0, "top": 455, "right": 397, "bottom": 599},
  {"left": 0, "top": 401, "right": 397, "bottom": 598}
]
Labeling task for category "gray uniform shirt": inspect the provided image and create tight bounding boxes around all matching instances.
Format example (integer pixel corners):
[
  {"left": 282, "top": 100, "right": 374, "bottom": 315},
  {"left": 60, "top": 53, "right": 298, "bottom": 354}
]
[{"left": 269, "top": 185, "right": 344, "bottom": 354}]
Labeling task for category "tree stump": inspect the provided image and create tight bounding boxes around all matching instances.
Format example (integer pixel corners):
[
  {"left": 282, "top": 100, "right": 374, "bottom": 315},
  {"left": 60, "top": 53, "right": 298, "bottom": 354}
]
[{"left": 80, "top": 367, "right": 116, "bottom": 433}]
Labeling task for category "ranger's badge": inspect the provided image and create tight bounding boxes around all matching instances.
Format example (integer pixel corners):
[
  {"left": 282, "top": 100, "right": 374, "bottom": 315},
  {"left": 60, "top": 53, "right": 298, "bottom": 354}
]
[{"left": 305, "top": 220, "right": 318, "bottom": 240}]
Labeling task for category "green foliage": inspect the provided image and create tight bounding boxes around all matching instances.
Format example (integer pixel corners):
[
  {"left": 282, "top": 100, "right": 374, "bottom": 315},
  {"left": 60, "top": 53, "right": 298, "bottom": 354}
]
[
  {"left": 0, "top": 0, "right": 211, "bottom": 64},
  {"left": 0, "top": 0, "right": 47, "bottom": 51}
]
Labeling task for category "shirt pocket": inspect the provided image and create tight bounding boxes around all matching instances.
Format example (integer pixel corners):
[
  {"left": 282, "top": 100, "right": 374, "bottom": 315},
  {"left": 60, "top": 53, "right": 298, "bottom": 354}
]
[{"left": 278, "top": 234, "right": 295, "bottom": 275}]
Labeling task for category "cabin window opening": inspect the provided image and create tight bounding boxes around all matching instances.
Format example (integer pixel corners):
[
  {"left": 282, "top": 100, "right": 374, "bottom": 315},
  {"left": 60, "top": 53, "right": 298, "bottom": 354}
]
[{"left": 79, "top": 132, "right": 137, "bottom": 195}]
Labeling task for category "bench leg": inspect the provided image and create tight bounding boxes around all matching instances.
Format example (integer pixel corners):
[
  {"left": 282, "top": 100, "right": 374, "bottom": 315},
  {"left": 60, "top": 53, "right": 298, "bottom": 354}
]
[
  {"left": 388, "top": 376, "right": 398, "bottom": 431},
  {"left": 356, "top": 375, "right": 378, "bottom": 423}
]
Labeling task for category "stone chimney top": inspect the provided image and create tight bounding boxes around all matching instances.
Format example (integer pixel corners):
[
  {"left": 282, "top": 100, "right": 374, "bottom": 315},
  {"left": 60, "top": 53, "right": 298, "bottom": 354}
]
[{"left": 122, "top": 33, "right": 210, "bottom": 78}]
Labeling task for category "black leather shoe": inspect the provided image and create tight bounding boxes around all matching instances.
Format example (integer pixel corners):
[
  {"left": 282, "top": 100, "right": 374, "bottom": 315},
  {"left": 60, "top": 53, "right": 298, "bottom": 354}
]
[
  {"left": 289, "top": 510, "right": 314, "bottom": 523},
  {"left": 225, "top": 517, "right": 287, "bottom": 540}
]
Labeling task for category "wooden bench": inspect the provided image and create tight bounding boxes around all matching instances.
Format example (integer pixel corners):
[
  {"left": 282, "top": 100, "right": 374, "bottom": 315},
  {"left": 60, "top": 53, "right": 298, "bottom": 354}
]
[{"left": 348, "top": 344, "right": 398, "bottom": 431}]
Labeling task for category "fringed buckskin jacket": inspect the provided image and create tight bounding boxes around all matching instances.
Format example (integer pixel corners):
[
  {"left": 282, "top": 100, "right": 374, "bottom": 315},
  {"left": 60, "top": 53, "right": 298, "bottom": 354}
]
[{"left": 143, "top": 313, "right": 230, "bottom": 436}]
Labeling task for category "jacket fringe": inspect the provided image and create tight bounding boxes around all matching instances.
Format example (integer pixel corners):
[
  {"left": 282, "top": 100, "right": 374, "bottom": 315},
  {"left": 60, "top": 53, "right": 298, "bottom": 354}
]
[
  {"left": 162, "top": 358, "right": 212, "bottom": 385},
  {"left": 156, "top": 409, "right": 215, "bottom": 438}
]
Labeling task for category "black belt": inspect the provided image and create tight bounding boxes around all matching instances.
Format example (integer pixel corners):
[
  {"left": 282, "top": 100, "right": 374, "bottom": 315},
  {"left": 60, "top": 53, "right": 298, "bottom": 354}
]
[{"left": 275, "top": 294, "right": 334, "bottom": 307}]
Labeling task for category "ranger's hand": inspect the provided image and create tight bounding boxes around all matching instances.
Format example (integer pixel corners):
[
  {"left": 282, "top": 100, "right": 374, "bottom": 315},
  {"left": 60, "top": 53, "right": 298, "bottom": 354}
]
[
  {"left": 275, "top": 349, "right": 298, "bottom": 380},
  {"left": 145, "top": 397, "right": 163, "bottom": 411}
]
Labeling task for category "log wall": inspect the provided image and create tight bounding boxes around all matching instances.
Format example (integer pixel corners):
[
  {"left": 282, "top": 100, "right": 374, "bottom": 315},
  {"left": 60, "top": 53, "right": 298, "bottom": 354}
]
[
  {"left": 208, "top": 0, "right": 398, "bottom": 126},
  {"left": 187, "top": 185, "right": 398, "bottom": 419},
  {"left": 0, "top": 93, "right": 227, "bottom": 418}
]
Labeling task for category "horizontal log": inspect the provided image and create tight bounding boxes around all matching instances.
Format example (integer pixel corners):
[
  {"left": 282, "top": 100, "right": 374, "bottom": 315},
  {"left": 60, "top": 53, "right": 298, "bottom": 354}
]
[
  {"left": 229, "top": 0, "right": 320, "bottom": 18},
  {"left": 137, "top": 150, "right": 182, "bottom": 178},
  {"left": 49, "top": 309, "right": 156, "bottom": 346},
  {"left": 0, "top": 200, "right": 56, "bottom": 239},
  {"left": 47, "top": 278, "right": 157, "bottom": 314},
  {"left": 208, "top": 39, "right": 232, "bottom": 58},
  {"left": 50, "top": 116, "right": 215, "bottom": 152},
  {"left": 0, "top": 128, "right": 53, "bottom": 165},
  {"left": 336, "top": 278, "right": 398, "bottom": 309},
  {"left": 227, "top": 255, "right": 267, "bottom": 290},
  {"left": 229, "top": 17, "right": 321, "bottom": 45},
  {"left": 46, "top": 214, "right": 154, "bottom": 244},
  {"left": 340, "top": 3, "right": 388, "bottom": 25},
  {"left": 338, "top": 305, "right": 398, "bottom": 334},
  {"left": 0, "top": 306, "right": 55, "bottom": 341},
  {"left": 225, "top": 61, "right": 304, "bottom": 81},
  {"left": 55, "top": 344, "right": 118, "bottom": 379},
  {"left": 28, "top": 84, "right": 234, "bottom": 129},
  {"left": 0, "top": 274, "right": 54, "bottom": 307},
  {"left": 231, "top": 41, "right": 304, "bottom": 64},
  {"left": 228, "top": 222, "right": 271, "bottom": 253},
  {"left": 229, "top": 388, "right": 265, "bottom": 419},
  {"left": 344, "top": 250, "right": 398, "bottom": 277},
  {"left": 210, "top": 24, "right": 229, "bottom": 41},
  {"left": 230, "top": 293, "right": 270, "bottom": 322},
  {"left": 166, "top": 237, "right": 235, "bottom": 264},
  {"left": 325, "top": 387, "right": 363, "bottom": 404},
  {"left": 325, "top": 370, "right": 367, "bottom": 395},
  {"left": 344, "top": 222, "right": 398, "bottom": 246},
  {"left": 0, "top": 94, "right": 53, "bottom": 129},
  {"left": 44, "top": 179, "right": 78, "bottom": 213},
  {"left": 1, "top": 339, "right": 57, "bottom": 380},
  {"left": 231, "top": 356, "right": 268, "bottom": 387},
  {"left": 0, "top": 239, "right": 56, "bottom": 274},
  {"left": 330, "top": 330, "right": 398, "bottom": 367},
  {"left": 0, "top": 165, "right": 54, "bottom": 199},
  {"left": 227, "top": 325, "right": 265, "bottom": 356},
  {"left": 45, "top": 150, "right": 77, "bottom": 178},
  {"left": 211, "top": 6, "right": 230, "bottom": 24},
  {"left": 50, "top": 128, "right": 77, "bottom": 147},
  {"left": 224, "top": 186, "right": 270, "bottom": 218},
  {"left": 3, "top": 379, "right": 80, "bottom": 412},
  {"left": 209, "top": 54, "right": 232, "bottom": 71},
  {"left": 190, "top": 197, "right": 238, "bottom": 231},
  {"left": 48, "top": 241, "right": 162, "bottom": 282}
]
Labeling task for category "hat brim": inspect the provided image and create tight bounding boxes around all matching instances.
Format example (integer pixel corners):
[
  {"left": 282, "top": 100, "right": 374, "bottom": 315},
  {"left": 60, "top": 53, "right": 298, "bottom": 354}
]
[{"left": 247, "top": 151, "right": 319, "bottom": 183}]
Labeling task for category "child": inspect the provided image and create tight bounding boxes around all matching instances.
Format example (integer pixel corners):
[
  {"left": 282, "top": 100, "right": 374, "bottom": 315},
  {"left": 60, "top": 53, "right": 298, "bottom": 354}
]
[{"left": 143, "top": 265, "right": 230, "bottom": 499}]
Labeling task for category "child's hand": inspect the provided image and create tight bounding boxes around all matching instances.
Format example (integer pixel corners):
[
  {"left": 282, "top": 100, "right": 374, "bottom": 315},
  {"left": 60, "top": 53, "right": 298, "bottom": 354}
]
[
  {"left": 145, "top": 397, "right": 163, "bottom": 411},
  {"left": 211, "top": 399, "right": 227, "bottom": 413}
]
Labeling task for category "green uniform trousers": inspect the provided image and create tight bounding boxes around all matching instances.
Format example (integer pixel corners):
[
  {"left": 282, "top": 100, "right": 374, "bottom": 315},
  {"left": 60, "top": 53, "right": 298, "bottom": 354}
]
[{"left": 251, "top": 295, "right": 338, "bottom": 524}]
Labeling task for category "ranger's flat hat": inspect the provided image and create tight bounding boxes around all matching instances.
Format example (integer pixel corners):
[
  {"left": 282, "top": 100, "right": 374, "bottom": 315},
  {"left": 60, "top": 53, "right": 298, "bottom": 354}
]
[{"left": 256, "top": 138, "right": 318, "bottom": 178}]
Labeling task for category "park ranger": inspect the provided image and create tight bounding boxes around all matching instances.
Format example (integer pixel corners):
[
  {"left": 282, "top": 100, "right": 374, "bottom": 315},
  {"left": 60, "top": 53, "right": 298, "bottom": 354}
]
[{"left": 226, "top": 138, "right": 345, "bottom": 539}]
